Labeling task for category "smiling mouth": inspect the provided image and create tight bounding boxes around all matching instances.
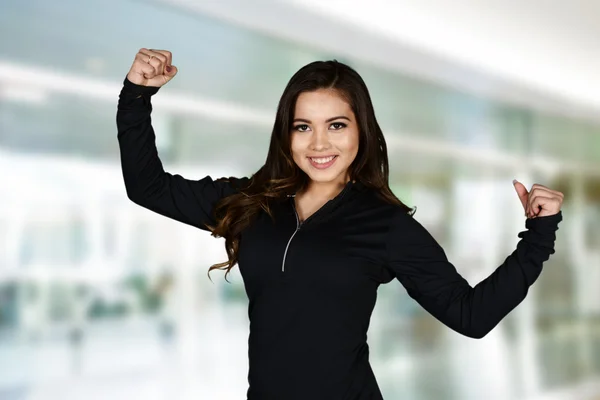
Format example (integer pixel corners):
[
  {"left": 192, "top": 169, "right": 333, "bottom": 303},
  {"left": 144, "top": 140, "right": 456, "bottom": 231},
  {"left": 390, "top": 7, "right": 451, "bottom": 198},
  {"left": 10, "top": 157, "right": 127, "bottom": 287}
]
[
  {"left": 308, "top": 155, "right": 338, "bottom": 169},
  {"left": 308, "top": 155, "right": 337, "bottom": 163}
]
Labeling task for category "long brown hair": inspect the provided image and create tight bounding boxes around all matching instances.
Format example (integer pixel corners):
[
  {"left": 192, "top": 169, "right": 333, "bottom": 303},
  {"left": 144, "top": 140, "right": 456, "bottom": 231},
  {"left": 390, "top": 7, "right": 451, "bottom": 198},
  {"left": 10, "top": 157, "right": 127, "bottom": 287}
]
[{"left": 206, "top": 60, "right": 416, "bottom": 280}]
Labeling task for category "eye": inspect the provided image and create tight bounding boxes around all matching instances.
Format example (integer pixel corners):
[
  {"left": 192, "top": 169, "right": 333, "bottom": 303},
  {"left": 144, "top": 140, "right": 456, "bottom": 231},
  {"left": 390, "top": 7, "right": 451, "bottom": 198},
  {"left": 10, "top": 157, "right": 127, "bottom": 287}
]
[
  {"left": 330, "top": 122, "right": 347, "bottom": 130},
  {"left": 293, "top": 124, "right": 310, "bottom": 132}
]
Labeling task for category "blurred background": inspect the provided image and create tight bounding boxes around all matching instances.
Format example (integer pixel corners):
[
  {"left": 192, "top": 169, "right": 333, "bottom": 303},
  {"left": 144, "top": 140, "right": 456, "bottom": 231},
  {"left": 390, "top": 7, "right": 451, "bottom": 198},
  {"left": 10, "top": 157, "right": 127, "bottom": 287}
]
[{"left": 1, "top": 0, "right": 599, "bottom": 399}]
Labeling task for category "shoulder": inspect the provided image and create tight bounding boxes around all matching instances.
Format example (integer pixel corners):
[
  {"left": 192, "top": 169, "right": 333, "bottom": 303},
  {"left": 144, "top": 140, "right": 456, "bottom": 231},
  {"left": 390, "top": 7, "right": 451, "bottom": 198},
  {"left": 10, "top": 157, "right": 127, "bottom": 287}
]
[
  {"left": 388, "top": 205, "right": 432, "bottom": 234},
  {"left": 214, "top": 176, "right": 251, "bottom": 190},
  {"left": 195, "top": 175, "right": 251, "bottom": 201},
  {"left": 384, "top": 207, "right": 448, "bottom": 267},
  {"left": 385, "top": 206, "right": 439, "bottom": 250}
]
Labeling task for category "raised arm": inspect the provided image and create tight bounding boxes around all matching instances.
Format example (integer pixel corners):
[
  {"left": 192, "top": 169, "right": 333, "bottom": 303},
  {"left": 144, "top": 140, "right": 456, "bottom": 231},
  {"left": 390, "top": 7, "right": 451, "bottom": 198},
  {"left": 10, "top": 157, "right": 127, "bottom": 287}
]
[
  {"left": 386, "top": 208, "right": 563, "bottom": 339},
  {"left": 116, "top": 48, "right": 248, "bottom": 231}
]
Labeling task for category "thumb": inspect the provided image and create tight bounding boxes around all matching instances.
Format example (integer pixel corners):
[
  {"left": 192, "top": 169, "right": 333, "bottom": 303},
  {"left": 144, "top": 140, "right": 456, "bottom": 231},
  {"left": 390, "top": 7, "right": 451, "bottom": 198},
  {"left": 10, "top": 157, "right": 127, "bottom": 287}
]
[
  {"left": 165, "top": 64, "right": 178, "bottom": 79},
  {"left": 513, "top": 179, "right": 529, "bottom": 210}
]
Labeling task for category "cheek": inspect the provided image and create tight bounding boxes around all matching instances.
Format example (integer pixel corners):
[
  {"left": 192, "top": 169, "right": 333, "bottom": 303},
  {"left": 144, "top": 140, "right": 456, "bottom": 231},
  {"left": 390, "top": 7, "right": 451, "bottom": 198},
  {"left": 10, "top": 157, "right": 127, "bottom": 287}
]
[
  {"left": 339, "top": 132, "right": 359, "bottom": 154},
  {"left": 290, "top": 136, "right": 305, "bottom": 162}
]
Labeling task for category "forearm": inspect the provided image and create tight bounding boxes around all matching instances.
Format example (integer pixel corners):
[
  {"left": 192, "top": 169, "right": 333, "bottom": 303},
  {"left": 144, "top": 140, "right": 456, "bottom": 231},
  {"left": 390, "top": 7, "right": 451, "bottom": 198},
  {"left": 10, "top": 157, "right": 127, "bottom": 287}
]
[
  {"left": 388, "top": 210, "right": 563, "bottom": 339},
  {"left": 430, "top": 212, "right": 562, "bottom": 338},
  {"left": 470, "top": 212, "right": 562, "bottom": 335},
  {"left": 116, "top": 78, "right": 164, "bottom": 201}
]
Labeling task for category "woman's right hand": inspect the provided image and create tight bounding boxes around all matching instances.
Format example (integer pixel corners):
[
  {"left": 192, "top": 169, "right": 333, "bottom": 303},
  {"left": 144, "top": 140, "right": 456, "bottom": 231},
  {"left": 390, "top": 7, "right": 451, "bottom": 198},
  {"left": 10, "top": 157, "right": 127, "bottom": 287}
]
[{"left": 126, "top": 48, "right": 178, "bottom": 87}]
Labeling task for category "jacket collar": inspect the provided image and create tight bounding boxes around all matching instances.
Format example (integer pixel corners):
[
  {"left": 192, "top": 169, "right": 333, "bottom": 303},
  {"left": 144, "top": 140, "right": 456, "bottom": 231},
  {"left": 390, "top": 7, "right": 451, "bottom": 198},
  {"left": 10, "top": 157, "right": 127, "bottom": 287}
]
[
  {"left": 286, "top": 179, "right": 365, "bottom": 198},
  {"left": 285, "top": 179, "right": 368, "bottom": 227}
]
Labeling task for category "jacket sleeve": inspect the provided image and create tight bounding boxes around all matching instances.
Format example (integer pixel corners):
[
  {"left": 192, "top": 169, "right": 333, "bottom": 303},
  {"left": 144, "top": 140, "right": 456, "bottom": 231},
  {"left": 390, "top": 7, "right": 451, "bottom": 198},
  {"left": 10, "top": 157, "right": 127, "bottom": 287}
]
[
  {"left": 385, "top": 209, "right": 563, "bottom": 339},
  {"left": 116, "top": 77, "right": 248, "bottom": 231}
]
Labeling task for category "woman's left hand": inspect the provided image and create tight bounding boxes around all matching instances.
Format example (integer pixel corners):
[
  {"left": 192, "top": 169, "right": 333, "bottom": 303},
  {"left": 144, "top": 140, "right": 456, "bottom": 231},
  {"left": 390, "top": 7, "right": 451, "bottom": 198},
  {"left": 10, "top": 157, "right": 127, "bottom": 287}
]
[{"left": 513, "top": 180, "right": 564, "bottom": 219}]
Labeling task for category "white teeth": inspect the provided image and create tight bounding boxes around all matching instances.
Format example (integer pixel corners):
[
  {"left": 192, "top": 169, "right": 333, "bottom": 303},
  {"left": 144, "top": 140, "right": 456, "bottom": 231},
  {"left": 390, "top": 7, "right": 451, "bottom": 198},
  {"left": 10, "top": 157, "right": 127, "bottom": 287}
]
[{"left": 310, "top": 156, "right": 336, "bottom": 164}]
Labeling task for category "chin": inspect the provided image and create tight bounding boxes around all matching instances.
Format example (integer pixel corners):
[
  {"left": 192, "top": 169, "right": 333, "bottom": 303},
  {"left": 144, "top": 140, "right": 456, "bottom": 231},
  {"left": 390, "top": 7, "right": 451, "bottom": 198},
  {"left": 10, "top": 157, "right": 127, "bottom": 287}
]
[
  {"left": 307, "top": 175, "right": 337, "bottom": 184},
  {"left": 303, "top": 167, "right": 346, "bottom": 184}
]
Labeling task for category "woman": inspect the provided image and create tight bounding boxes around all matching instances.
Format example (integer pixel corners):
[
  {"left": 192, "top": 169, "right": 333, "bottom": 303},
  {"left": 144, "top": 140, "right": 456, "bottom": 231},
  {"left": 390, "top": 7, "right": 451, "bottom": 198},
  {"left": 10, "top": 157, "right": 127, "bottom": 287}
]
[{"left": 117, "top": 48, "right": 564, "bottom": 399}]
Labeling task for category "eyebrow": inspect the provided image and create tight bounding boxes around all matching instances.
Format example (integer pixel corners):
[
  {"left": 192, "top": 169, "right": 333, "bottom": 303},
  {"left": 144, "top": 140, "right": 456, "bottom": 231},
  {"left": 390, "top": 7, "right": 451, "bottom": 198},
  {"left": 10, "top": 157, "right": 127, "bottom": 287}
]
[{"left": 293, "top": 116, "right": 351, "bottom": 124}]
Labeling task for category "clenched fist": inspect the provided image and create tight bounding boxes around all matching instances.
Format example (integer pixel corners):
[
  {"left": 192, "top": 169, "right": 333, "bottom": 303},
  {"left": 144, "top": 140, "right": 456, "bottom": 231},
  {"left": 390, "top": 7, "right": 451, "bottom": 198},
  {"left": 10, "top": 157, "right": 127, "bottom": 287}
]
[
  {"left": 513, "top": 180, "right": 564, "bottom": 219},
  {"left": 126, "top": 48, "right": 178, "bottom": 87}
]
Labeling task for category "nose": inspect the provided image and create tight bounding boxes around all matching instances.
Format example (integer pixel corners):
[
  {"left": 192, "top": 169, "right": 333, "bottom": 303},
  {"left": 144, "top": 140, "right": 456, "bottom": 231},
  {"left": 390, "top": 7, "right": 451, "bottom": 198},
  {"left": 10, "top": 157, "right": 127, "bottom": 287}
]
[{"left": 310, "top": 127, "right": 331, "bottom": 150}]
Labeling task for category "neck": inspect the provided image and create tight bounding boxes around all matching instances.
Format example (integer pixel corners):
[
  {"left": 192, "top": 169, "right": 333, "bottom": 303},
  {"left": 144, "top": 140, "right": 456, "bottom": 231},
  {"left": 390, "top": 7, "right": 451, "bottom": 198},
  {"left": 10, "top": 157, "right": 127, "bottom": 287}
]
[{"left": 302, "top": 176, "right": 353, "bottom": 201}]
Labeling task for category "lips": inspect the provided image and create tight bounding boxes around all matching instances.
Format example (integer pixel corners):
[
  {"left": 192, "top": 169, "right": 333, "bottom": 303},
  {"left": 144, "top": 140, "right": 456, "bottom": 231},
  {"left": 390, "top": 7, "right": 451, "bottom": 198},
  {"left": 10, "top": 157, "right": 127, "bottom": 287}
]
[{"left": 308, "top": 155, "right": 338, "bottom": 169}]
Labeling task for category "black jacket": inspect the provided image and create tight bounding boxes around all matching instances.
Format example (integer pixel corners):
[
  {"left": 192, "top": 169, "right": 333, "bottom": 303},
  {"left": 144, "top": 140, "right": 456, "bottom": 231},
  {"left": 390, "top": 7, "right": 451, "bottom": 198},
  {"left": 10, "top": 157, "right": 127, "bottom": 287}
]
[{"left": 116, "top": 77, "right": 563, "bottom": 399}]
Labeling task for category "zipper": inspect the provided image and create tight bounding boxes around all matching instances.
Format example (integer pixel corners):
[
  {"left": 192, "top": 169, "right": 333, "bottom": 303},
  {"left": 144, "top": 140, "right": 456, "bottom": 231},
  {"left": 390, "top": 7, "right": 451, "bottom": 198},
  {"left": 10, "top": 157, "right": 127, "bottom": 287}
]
[
  {"left": 281, "top": 197, "right": 301, "bottom": 272},
  {"left": 280, "top": 181, "right": 353, "bottom": 273}
]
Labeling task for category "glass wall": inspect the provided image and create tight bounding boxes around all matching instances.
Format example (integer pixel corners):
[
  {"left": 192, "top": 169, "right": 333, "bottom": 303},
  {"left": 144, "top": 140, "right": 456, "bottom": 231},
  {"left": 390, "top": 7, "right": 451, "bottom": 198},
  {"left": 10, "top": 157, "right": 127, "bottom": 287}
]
[{"left": 1, "top": 0, "right": 599, "bottom": 398}]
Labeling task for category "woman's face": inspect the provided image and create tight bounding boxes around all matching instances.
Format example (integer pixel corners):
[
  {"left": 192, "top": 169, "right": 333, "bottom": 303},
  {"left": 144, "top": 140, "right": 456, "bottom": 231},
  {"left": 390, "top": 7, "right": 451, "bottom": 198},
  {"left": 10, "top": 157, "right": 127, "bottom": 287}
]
[{"left": 290, "top": 89, "right": 359, "bottom": 188}]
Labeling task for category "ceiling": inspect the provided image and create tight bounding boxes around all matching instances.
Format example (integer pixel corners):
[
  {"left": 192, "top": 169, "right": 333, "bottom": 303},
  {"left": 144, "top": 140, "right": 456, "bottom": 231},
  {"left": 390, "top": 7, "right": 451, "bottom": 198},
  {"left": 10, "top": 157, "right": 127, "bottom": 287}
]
[
  {"left": 284, "top": 0, "right": 600, "bottom": 112},
  {"left": 157, "top": 0, "right": 600, "bottom": 123}
]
